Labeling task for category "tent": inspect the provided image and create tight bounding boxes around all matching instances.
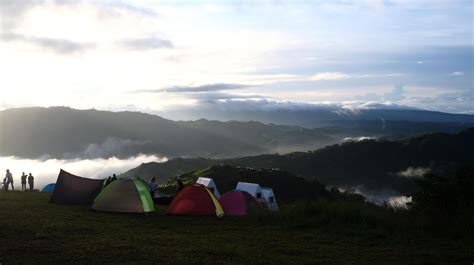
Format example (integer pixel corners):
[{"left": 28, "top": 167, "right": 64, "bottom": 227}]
[
  {"left": 91, "top": 178, "right": 155, "bottom": 213},
  {"left": 166, "top": 184, "right": 224, "bottom": 217},
  {"left": 262, "top": 188, "right": 279, "bottom": 211},
  {"left": 41, "top": 183, "right": 56, "bottom": 192},
  {"left": 195, "top": 177, "right": 221, "bottom": 198},
  {"left": 219, "top": 190, "right": 261, "bottom": 216},
  {"left": 50, "top": 169, "right": 104, "bottom": 205},
  {"left": 235, "top": 182, "right": 263, "bottom": 200}
]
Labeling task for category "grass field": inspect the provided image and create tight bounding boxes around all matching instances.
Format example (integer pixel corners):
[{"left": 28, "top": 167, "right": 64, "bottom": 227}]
[{"left": 0, "top": 191, "right": 472, "bottom": 265}]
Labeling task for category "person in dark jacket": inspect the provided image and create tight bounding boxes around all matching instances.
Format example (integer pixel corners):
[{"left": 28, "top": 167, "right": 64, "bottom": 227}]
[
  {"left": 5, "top": 169, "right": 14, "bottom": 191},
  {"left": 149, "top": 177, "right": 157, "bottom": 198},
  {"left": 176, "top": 177, "right": 184, "bottom": 192},
  {"left": 27, "top": 173, "right": 34, "bottom": 191},
  {"left": 21, "top": 172, "right": 27, "bottom": 191}
]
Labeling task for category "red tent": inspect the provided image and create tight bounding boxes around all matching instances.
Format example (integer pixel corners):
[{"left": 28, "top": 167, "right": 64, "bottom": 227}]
[
  {"left": 166, "top": 184, "right": 224, "bottom": 217},
  {"left": 219, "top": 190, "right": 261, "bottom": 216}
]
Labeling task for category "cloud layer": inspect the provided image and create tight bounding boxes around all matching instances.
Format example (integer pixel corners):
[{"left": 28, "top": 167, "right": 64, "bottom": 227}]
[{"left": 0, "top": 154, "right": 167, "bottom": 190}]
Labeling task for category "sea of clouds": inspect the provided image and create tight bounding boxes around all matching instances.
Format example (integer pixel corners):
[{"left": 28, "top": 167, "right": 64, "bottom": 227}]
[{"left": 0, "top": 154, "right": 167, "bottom": 190}]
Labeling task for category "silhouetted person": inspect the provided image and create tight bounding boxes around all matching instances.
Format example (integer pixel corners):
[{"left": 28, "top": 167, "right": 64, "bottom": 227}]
[
  {"left": 176, "top": 177, "right": 184, "bottom": 192},
  {"left": 5, "top": 169, "right": 14, "bottom": 191},
  {"left": 28, "top": 173, "right": 34, "bottom": 191},
  {"left": 112, "top": 174, "right": 117, "bottom": 181},
  {"left": 105, "top": 176, "right": 112, "bottom": 186},
  {"left": 2, "top": 177, "right": 6, "bottom": 190},
  {"left": 149, "top": 177, "right": 157, "bottom": 198},
  {"left": 21, "top": 172, "right": 27, "bottom": 191}
]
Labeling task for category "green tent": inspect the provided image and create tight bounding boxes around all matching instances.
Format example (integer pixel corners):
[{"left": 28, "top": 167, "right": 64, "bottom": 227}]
[{"left": 91, "top": 179, "right": 154, "bottom": 213}]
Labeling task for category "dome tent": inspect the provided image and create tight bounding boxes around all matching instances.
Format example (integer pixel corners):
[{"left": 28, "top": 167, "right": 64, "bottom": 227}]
[
  {"left": 219, "top": 190, "right": 261, "bottom": 216},
  {"left": 261, "top": 187, "right": 279, "bottom": 211},
  {"left": 41, "top": 183, "right": 56, "bottom": 192},
  {"left": 166, "top": 184, "right": 224, "bottom": 217},
  {"left": 91, "top": 178, "right": 154, "bottom": 213},
  {"left": 195, "top": 177, "right": 221, "bottom": 198},
  {"left": 235, "top": 182, "right": 263, "bottom": 200}
]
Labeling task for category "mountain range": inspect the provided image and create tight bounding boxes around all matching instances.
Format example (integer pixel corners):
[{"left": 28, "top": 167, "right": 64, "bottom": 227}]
[
  {"left": 0, "top": 106, "right": 473, "bottom": 159},
  {"left": 160, "top": 103, "right": 474, "bottom": 128}
]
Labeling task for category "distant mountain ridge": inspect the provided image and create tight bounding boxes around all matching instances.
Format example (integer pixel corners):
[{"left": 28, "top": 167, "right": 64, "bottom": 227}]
[
  {"left": 161, "top": 105, "right": 474, "bottom": 128},
  {"left": 1, "top": 106, "right": 472, "bottom": 159}
]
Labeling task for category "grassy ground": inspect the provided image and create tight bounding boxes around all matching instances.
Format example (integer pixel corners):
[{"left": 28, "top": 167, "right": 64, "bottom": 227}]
[{"left": 0, "top": 191, "right": 472, "bottom": 265}]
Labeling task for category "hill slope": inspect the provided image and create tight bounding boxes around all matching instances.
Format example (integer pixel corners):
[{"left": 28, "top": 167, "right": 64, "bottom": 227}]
[
  {"left": 123, "top": 128, "right": 474, "bottom": 194},
  {"left": 174, "top": 165, "right": 331, "bottom": 203}
]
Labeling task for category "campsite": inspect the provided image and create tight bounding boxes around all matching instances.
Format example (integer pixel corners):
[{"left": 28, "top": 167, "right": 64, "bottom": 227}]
[
  {"left": 1, "top": 164, "right": 474, "bottom": 264},
  {"left": 1, "top": 189, "right": 473, "bottom": 264},
  {"left": 1, "top": 0, "right": 474, "bottom": 264}
]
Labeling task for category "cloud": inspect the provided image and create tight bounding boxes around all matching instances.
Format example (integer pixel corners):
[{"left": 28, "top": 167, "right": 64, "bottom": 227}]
[
  {"left": 0, "top": 154, "right": 167, "bottom": 190},
  {"left": 137, "top": 83, "right": 253, "bottom": 93},
  {"left": 309, "top": 72, "right": 351, "bottom": 81},
  {"left": 98, "top": 1, "right": 159, "bottom": 17},
  {"left": 75, "top": 138, "right": 151, "bottom": 159},
  {"left": 365, "top": 0, "right": 385, "bottom": 12},
  {"left": 0, "top": 0, "right": 41, "bottom": 29},
  {"left": 397, "top": 167, "right": 430, "bottom": 178},
  {"left": 450, "top": 71, "right": 464, "bottom": 76},
  {"left": 308, "top": 72, "right": 404, "bottom": 81},
  {"left": 342, "top": 136, "right": 376, "bottom": 142},
  {"left": 0, "top": 1, "right": 166, "bottom": 54},
  {"left": 191, "top": 92, "right": 267, "bottom": 101},
  {"left": 387, "top": 196, "right": 412, "bottom": 208},
  {"left": 1, "top": 32, "right": 94, "bottom": 54},
  {"left": 337, "top": 185, "right": 404, "bottom": 206},
  {"left": 407, "top": 90, "right": 473, "bottom": 113},
  {"left": 120, "top": 37, "right": 173, "bottom": 50},
  {"left": 185, "top": 97, "right": 413, "bottom": 113},
  {"left": 383, "top": 84, "right": 405, "bottom": 101}
]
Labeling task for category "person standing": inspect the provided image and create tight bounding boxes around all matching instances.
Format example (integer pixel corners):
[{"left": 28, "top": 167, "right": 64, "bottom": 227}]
[
  {"left": 5, "top": 169, "right": 14, "bottom": 191},
  {"left": 28, "top": 173, "right": 34, "bottom": 191},
  {"left": 21, "top": 172, "right": 27, "bottom": 191},
  {"left": 176, "top": 177, "right": 184, "bottom": 192},
  {"left": 148, "top": 177, "right": 157, "bottom": 198}
]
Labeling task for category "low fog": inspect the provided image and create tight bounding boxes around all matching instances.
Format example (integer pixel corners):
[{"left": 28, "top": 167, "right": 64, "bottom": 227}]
[
  {"left": 0, "top": 154, "right": 167, "bottom": 190},
  {"left": 338, "top": 185, "right": 412, "bottom": 208}
]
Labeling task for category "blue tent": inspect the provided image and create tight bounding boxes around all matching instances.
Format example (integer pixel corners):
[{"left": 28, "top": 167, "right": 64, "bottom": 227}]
[{"left": 42, "top": 183, "right": 56, "bottom": 192}]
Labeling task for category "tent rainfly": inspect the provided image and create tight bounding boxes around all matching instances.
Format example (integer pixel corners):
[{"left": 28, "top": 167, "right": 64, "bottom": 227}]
[
  {"left": 219, "top": 190, "right": 261, "bottom": 216},
  {"left": 195, "top": 177, "right": 221, "bottom": 198},
  {"left": 166, "top": 184, "right": 224, "bottom": 217},
  {"left": 41, "top": 183, "right": 56, "bottom": 192},
  {"left": 235, "top": 182, "right": 263, "bottom": 200},
  {"left": 261, "top": 187, "right": 279, "bottom": 211},
  {"left": 50, "top": 169, "right": 104, "bottom": 205},
  {"left": 91, "top": 178, "right": 155, "bottom": 213}
]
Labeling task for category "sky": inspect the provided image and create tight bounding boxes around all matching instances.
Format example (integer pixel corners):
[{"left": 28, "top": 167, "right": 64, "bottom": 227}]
[{"left": 0, "top": 0, "right": 473, "bottom": 115}]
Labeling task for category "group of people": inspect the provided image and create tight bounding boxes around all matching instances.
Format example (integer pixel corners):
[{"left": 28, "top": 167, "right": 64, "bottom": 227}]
[
  {"left": 104, "top": 174, "right": 118, "bottom": 187},
  {"left": 148, "top": 176, "right": 183, "bottom": 198},
  {"left": 2, "top": 169, "right": 35, "bottom": 191}
]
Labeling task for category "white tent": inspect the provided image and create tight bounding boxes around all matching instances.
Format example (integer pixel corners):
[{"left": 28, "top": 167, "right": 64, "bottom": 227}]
[
  {"left": 196, "top": 177, "right": 221, "bottom": 198},
  {"left": 235, "top": 182, "right": 263, "bottom": 200},
  {"left": 262, "top": 187, "right": 279, "bottom": 211}
]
